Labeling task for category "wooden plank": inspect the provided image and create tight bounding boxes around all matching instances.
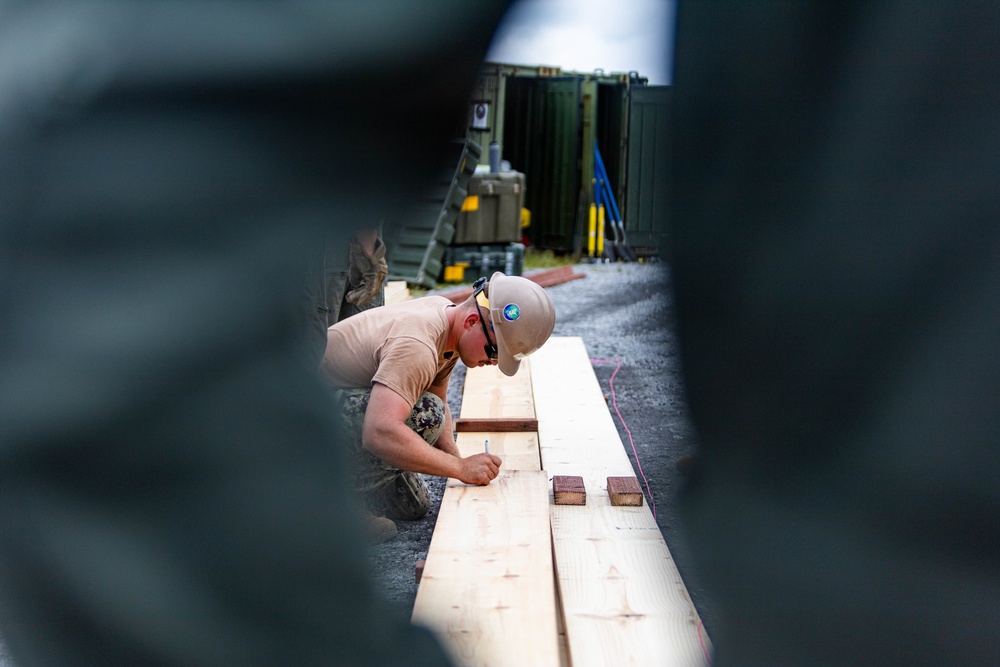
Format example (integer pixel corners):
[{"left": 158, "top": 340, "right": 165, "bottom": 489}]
[
  {"left": 456, "top": 357, "right": 570, "bottom": 665},
  {"left": 455, "top": 360, "right": 540, "bottom": 481},
  {"left": 459, "top": 361, "right": 535, "bottom": 420},
  {"left": 413, "top": 354, "right": 566, "bottom": 666},
  {"left": 549, "top": 503, "right": 709, "bottom": 667},
  {"left": 411, "top": 470, "right": 559, "bottom": 667},
  {"left": 454, "top": 417, "right": 539, "bottom": 432},
  {"left": 529, "top": 267, "right": 587, "bottom": 289},
  {"left": 553, "top": 475, "right": 586, "bottom": 506},
  {"left": 607, "top": 476, "right": 644, "bottom": 506},
  {"left": 456, "top": 432, "right": 540, "bottom": 473},
  {"left": 552, "top": 551, "right": 571, "bottom": 667},
  {"left": 383, "top": 280, "right": 410, "bottom": 304},
  {"left": 530, "top": 337, "right": 711, "bottom": 667}
]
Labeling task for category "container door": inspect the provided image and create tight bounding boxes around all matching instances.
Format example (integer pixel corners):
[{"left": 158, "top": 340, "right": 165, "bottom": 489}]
[
  {"left": 596, "top": 81, "right": 629, "bottom": 214},
  {"left": 502, "top": 76, "right": 582, "bottom": 253},
  {"left": 625, "top": 85, "right": 671, "bottom": 258}
]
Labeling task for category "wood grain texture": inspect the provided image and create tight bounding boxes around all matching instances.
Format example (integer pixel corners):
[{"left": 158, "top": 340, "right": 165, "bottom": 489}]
[
  {"left": 413, "top": 353, "right": 566, "bottom": 665},
  {"left": 383, "top": 280, "right": 410, "bottom": 304},
  {"left": 455, "top": 361, "right": 541, "bottom": 479},
  {"left": 607, "top": 476, "right": 644, "bottom": 506},
  {"left": 455, "top": 431, "right": 540, "bottom": 474},
  {"left": 530, "top": 337, "right": 712, "bottom": 667},
  {"left": 553, "top": 475, "right": 587, "bottom": 506},
  {"left": 454, "top": 417, "right": 539, "bottom": 432},
  {"left": 411, "top": 470, "right": 559, "bottom": 667},
  {"left": 459, "top": 361, "right": 536, "bottom": 420}
]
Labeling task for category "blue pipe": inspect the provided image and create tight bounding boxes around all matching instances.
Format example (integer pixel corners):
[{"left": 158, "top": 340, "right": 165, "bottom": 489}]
[
  {"left": 594, "top": 156, "right": 602, "bottom": 210},
  {"left": 594, "top": 145, "right": 623, "bottom": 225}
]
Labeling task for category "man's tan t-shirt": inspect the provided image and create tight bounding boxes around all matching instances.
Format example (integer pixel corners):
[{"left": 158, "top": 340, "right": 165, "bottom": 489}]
[{"left": 322, "top": 296, "right": 459, "bottom": 407}]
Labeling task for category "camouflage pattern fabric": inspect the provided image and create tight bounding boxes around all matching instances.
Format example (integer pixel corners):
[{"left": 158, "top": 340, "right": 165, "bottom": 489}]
[
  {"left": 324, "top": 243, "right": 385, "bottom": 325},
  {"left": 334, "top": 388, "right": 444, "bottom": 520}
]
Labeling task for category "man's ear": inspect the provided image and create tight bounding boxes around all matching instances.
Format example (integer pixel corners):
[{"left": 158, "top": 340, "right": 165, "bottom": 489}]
[{"left": 464, "top": 312, "right": 480, "bottom": 330}]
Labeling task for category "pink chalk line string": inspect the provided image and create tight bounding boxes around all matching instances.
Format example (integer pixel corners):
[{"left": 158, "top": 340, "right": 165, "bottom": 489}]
[
  {"left": 590, "top": 358, "right": 657, "bottom": 522},
  {"left": 697, "top": 616, "right": 713, "bottom": 666}
]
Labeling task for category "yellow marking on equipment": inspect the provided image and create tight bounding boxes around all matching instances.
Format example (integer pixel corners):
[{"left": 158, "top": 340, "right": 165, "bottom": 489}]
[{"left": 588, "top": 204, "right": 597, "bottom": 257}]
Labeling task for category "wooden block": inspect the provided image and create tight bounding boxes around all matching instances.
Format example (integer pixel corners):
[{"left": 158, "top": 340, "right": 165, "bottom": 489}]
[
  {"left": 607, "top": 476, "right": 644, "bottom": 506},
  {"left": 454, "top": 417, "right": 539, "bottom": 432},
  {"left": 415, "top": 559, "right": 425, "bottom": 584},
  {"left": 553, "top": 475, "right": 586, "bottom": 505}
]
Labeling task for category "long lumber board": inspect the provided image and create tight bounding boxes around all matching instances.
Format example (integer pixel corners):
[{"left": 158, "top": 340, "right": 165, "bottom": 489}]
[
  {"left": 459, "top": 360, "right": 570, "bottom": 666},
  {"left": 412, "top": 359, "right": 561, "bottom": 666},
  {"left": 530, "top": 337, "right": 712, "bottom": 667},
  {"left": 411, "top": 470, "right": 558, "bottom": 667}
]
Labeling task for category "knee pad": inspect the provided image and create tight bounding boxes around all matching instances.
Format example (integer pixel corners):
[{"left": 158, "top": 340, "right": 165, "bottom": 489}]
[{"left": 406, "top": 392, "right": 446, "bottom": 445}]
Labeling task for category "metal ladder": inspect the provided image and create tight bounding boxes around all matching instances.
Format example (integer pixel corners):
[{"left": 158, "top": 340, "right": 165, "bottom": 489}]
[{"left": 386, "top": 138, "right": 483, "bottom": 288}]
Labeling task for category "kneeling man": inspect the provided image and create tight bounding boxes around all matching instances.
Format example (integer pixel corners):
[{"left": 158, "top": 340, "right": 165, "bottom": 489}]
[{"left": 322, "top": 271, "right": 556, "bottom": 529}]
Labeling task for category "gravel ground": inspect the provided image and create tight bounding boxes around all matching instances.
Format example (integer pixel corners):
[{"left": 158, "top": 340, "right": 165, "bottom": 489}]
[{"left": 367, "top": 260, "right": 716, "bottom": 636}]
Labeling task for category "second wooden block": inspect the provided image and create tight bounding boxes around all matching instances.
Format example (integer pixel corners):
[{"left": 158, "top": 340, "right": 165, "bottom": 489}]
[{"left": 607, "top": 476, "right": 644, "bottom": 506}]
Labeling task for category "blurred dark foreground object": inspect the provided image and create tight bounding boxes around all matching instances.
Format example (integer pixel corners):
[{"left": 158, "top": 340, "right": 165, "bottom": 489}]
[
  {"left": 0, "top": 2, "right": 509, "bottom": 665},
  {"left": 672, "top": 2, "right": 1000, "bottom": 666}
]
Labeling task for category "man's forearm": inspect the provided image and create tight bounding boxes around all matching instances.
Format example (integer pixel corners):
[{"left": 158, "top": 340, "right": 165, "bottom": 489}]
[
  {"left": 364, "top": 418, "right": 500, "bottom": 487},
  {"left": 364, "top": 421, "right": 462, "bottom": 480}
]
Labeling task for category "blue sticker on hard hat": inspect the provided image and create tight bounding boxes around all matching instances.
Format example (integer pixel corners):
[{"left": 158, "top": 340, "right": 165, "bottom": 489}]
[{"left": 503, "top": 303, "right": 520, "bottom": 322}]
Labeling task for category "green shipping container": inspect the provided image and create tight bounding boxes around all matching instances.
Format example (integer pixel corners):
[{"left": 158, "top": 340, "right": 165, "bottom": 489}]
[
  {"left": 625, "top": 86, "right": 671, "bottom": 258},
  {"left": 470, "top": 63, "right": 660, "bottom": 258},
  {"left": 502, "top": 76, "right": 582, "bottom": 253}
]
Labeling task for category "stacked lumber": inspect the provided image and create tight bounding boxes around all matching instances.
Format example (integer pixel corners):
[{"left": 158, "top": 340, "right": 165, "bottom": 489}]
[
  {"left": 383, "top": 280, "right": 410, "bottom": 305},
  {"left": 412, "top": 338, "right": 711, "bottom": 667}
]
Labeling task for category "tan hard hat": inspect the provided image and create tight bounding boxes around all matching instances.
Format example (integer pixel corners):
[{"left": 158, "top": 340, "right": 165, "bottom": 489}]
[{"left": 485, "top": 271, "right": 556, "bottom": 376}]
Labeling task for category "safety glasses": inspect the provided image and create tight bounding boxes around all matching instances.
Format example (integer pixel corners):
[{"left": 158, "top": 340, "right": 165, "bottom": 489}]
[{"left": 472, "top": 277, "right": 498, "bottom": 361}]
